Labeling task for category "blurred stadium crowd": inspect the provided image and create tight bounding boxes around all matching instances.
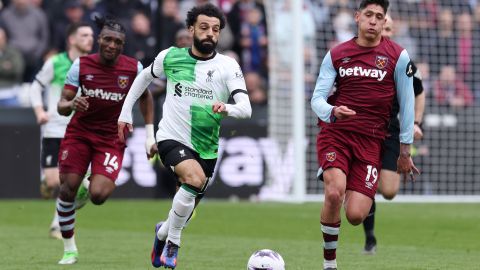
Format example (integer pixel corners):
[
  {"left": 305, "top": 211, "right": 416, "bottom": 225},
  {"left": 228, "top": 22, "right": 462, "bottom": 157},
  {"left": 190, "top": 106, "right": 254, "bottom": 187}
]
[
  {"left": 0, "top": 0, "right": 479, "bottom": 110},
  {"left": 0, "top": 0, "right": 268, "bottom": 112}
]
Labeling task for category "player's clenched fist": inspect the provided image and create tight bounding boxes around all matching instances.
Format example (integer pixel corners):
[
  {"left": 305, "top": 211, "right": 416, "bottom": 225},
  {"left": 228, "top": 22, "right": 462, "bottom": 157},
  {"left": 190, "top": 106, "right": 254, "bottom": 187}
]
[
  {"left": 333, "top": 105, "right": 356, "bottom": 120},
  {"left": 212, "top": 102, "right": 227, "bottom": 114},
  {"left": 71, "top": 96, "right": 89, "bottom": 112},
  {"left": 117, "top": 121, "right": 133, "bottom": 143}
]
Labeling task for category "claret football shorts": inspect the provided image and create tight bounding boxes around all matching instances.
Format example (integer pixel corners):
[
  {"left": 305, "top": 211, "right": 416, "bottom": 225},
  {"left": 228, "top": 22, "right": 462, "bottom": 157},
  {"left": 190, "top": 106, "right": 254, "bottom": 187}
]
[
  {"left": 316, "top": 128, "right": 383, "bottom": 199},
  {"left": 58, "top": 135, "right": 126, "bottom": 181}
]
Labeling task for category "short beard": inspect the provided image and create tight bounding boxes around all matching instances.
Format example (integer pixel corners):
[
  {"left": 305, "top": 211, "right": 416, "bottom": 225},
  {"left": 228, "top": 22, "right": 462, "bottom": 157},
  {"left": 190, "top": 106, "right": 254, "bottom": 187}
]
[{"left": 193, "top": 36, "right": 217, "bottom": 55}]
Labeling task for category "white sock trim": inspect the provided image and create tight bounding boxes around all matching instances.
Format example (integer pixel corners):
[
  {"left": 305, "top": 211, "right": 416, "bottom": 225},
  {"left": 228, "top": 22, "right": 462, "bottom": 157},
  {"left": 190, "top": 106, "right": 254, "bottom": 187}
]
[
  {"left": 321, "top": 224, "right": 339, "bottom": 235},
  {"left": 63, "top": 236, "right": 77, "bottom": 252},
  {"left": 324, "top": 259, "right": 337, "bottom": 268}
]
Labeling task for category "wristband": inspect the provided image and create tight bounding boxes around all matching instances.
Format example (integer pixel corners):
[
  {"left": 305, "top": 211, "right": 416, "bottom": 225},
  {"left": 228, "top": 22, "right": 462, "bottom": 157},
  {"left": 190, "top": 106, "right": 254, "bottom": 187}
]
[
  {"left": 145, "top": 124, "right": 156, "bottom": 154},
  {"left": 145, "top": 124, "right": 155, "bottom": 139},
  {"left": 414, "top": 121, "right": 423, "bottom": 129}
]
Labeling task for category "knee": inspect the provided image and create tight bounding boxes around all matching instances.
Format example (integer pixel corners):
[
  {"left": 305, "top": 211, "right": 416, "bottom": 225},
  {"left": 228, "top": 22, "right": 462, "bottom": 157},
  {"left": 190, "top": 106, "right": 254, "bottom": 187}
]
[
  {"left": 324, "top": 188, "right": 344, "bottom": 207},
  {"left": 382, "top": 191, "right": 396, "bottom": 201},
  {"left": 181, "top": 172, "right": 206, "bottom": 189},
  {"left": 89, "top": 191, "right": 107, "bottom": 205},
  {"left": 59, "top": 183, "right": 76, "bottom": 201},
  {"left": 345, "top": 211, "right": 365, "bottom": 226},
  {"left": 380, "top": 185, "right": 398, "bottom": 200},
  {"left": 46, "top": 180, "right": 59, "bottom": 189}
]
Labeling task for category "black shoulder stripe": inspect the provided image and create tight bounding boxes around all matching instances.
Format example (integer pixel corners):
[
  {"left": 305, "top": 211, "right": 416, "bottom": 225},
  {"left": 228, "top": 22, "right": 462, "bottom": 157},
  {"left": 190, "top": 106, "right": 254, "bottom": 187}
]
[
  {"left": 413, "top": 77, "right": 424, "bottom": 96},
  {"left": 34, "top": 78, "right": 45, "bottom": 88},
  {"left": 231, "top": 89, "right": 248, "bottom": 97},
  {"left": 406, "top": 61, "right": 414, "bottom": 77},
  {"left": 150, "top": 63, "right": 158, "bottom": 78}
]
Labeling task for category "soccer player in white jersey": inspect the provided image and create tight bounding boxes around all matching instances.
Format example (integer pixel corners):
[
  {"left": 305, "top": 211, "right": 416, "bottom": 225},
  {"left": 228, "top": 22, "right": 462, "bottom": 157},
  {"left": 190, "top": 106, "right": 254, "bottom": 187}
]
[
  {"left": 30, "top": 22, "right": 94, "bottom": 239},
  {"left": 118, "top": 4, "right": 252, "bottom": 269}
]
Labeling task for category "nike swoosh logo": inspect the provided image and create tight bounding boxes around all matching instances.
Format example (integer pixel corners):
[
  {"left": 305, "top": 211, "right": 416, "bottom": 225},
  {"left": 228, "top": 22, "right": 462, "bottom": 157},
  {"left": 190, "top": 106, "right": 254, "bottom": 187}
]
[
  {"left": 172, "top": 69, "right": 180, "bottom": 74},
  {"left": 173, "top": 210, "right": 187, "bottom": 218}
]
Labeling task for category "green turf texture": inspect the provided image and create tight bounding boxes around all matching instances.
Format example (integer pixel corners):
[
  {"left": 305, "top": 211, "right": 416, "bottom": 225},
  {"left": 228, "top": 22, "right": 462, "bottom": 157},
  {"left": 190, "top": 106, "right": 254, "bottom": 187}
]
[{"left": 0, "top": 200, "right": 478, "bottom": 270}]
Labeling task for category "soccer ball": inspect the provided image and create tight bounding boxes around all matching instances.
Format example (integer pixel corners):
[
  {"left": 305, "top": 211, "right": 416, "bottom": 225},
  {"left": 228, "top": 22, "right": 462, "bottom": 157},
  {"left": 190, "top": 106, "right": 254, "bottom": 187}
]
[{"left": 247, "top": 249, "right": 285, "bottom": 270}]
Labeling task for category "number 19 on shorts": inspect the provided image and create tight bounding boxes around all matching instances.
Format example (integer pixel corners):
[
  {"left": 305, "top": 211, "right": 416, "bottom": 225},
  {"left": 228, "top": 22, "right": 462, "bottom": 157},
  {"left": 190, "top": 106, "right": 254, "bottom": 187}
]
[{"left": 365, "top": 165, "right": 378, "bottom": 189}]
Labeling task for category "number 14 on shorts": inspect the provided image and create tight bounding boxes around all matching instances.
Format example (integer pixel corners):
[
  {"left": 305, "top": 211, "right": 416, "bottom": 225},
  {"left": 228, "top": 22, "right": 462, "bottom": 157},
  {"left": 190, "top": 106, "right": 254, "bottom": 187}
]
[{"left": 104, "top": 152, "right": 119, "bottom": 173}]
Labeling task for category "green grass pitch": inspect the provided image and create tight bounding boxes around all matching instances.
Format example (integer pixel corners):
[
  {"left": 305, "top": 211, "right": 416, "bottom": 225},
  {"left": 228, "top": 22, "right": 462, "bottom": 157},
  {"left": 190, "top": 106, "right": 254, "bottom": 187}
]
[{"left": 0, "top": 200, "right": 479, "bottom": 270}]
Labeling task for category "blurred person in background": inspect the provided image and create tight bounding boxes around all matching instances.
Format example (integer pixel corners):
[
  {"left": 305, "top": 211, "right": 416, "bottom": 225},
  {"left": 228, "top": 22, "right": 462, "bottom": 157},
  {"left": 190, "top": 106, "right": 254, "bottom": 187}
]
[
  {"left": 244, "top": 71, "right": 268, "bottom": 124},
  {"left": 361, "top": 13, "right": 426, "bottom": 255},
  {"left": 273, "top": 0, "right": 317, "bottom": 89},
  {"left": 0, "top": 0, "right": 49, "bottom": 82},
  {"left": 429, "top": 7, "right": 456, "bottom": 75},
  {"left": 433, "top": 65, "right": 473, "bottom": 107},
  {"left": 0, "top": 26, "right": 24, "bottom": 107},
  {"left": 329, "top": 9, "right": 355, "bottom": 47},
  {"left": 155, "top": 0, "right": 184, "bottom": 50},
  {"left": 455, "top": 12, "right": 475, "bottom": 89},
  {"left": 239, "top": 7, "right": 268, "bottom": 76},
  {"left": 102, "top": 0, "right": 151, "bottom": 25},
  {"left": 125, "top": 11, "right": 157, "bottom": 66},
  {"left": 174, "top": 28, "right": 193, "bottom": 48},
  {"left": 49, "top": 0, "right": 86, "bottom": 54},
  {"left": 29, "top": 22, "right": 94, "bottom": 240},
  {"left": 227, "top": 0, "right": 267, "bottom": 68},
  {"left": 473, "top": 5, "right": 480, "bottom": 103}
]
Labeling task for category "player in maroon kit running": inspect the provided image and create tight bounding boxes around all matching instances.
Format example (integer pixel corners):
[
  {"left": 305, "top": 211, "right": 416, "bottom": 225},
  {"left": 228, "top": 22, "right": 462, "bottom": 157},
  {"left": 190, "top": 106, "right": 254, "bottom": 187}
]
[
  {"left": 55, "top": 17, "right": 155, "bottom": 265},
  {"left": 311, "top": 1, "right": 419, "bottom": 269}
]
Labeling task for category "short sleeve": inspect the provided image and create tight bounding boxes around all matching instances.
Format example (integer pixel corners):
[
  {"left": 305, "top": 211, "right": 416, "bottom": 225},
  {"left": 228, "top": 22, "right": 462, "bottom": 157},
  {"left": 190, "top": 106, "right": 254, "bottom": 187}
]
[
  {"left": 64, "top": 58, "right": 80, "bottom": 90},
  {"left": 137, "top": 61, "right": 144, "bottom": 75},
  {"left": 35, "top": 58, "right": 54, "bottom": 86}
]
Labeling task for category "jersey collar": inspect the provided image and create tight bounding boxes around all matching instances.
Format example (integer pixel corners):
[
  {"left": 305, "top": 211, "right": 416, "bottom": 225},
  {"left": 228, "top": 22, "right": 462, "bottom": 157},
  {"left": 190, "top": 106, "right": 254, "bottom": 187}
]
[{"left": 188, "top": 48, "right": 216, "bottom": 61}]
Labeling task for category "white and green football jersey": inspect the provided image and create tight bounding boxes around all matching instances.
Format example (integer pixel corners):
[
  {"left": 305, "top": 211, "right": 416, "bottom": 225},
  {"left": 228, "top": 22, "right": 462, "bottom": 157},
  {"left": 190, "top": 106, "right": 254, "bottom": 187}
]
[
  {"left": 32, "top": 52, "right": 73, "bottom": 138},
  {"left": 151, "top": 47, "right": 247, "bottom": 159}
]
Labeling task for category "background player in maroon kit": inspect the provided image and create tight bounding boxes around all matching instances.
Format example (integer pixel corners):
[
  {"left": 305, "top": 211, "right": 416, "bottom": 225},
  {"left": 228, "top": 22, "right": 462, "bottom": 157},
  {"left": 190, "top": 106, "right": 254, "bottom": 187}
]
[
  {"left": 310, "top": 1, "right": 419, "bottom": 269},
  {"left": 55, "top": 17, "right": 155, "bottom": 265}
]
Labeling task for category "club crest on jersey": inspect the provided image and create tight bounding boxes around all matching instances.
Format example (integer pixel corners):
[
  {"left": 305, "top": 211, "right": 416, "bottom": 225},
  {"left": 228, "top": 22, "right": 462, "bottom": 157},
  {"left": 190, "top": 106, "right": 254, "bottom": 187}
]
[
  {"left": 326, "top": 152, "right": 336, "bottom": 162},
  {"left": 61, "top": 150, "right": 68, "bottom": 161},
  {"left": 117, "top": 75, "right": 129, "bottom": 89},
  {"left": 375, "top": 56, "right": 389, "bottom": 69},
  {"left": 206, "top": 70, "right": 215, "bottom": 82}
]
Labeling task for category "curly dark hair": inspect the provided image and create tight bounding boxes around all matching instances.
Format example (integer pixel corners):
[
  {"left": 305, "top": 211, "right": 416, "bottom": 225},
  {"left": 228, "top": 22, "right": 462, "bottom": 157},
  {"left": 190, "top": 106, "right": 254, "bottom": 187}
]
[
  {"left": 358, "top": 0, "right": 390, "bottom": 14},
  {"left": 94, "top": 15, "right": 126, "bottom": 34},
  {"left": 185, "top": 3, "right": 226, "bottom": 30}
]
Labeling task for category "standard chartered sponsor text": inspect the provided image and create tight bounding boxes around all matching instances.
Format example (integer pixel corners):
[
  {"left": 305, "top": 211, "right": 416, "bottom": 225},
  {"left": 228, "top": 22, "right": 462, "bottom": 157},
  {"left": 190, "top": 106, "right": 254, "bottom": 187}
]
[{"left": 183, "top": 85, "right": 214, "bottom": 100}]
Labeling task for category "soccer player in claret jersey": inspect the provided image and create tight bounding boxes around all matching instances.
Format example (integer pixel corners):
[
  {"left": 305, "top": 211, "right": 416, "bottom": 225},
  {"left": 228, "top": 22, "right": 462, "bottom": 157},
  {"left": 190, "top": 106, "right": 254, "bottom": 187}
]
[
  {"left": 118, "top": 4, "right": 252, "bottom": 269},
  {"left": 311, "top": 1, "right": 419, "bottom": 269},
  {"left": 55, "top": 17, "right": 155, "bottom": 265},
  {"left": 30, "top": 22, "right": 94, "bottom": 239},
  {"left": 362, "top": 13, "right": 426, "bottom": 255}
]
